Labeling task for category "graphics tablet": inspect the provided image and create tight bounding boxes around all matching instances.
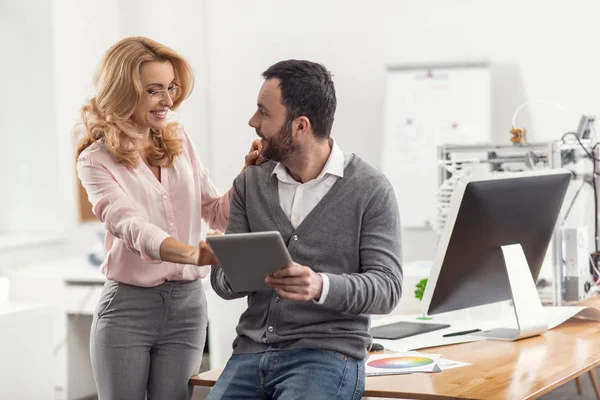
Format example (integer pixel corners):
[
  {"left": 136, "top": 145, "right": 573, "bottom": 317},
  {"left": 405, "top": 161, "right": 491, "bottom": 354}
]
[
  {"left": 369, "top": 321, "right": 451, "bottom": 340},
  {"left": 206, "top": 231, "right": 292, "bottom": 292}
]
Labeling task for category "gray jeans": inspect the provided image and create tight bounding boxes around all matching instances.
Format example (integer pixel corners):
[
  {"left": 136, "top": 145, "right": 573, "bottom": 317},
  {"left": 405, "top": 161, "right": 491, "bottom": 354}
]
[{"left": 90, "top": 279, "right": 207, "bottom": 400}]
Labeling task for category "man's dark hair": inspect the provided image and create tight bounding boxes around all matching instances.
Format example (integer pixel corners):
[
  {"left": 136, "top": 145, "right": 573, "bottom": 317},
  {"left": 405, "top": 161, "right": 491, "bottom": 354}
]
[{"left": 262, "top": 60, "right": 336, "bottom": 140}]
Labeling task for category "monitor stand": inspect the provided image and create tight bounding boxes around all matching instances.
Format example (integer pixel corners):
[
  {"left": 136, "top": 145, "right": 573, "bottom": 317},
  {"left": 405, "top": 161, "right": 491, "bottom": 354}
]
[{"left": 470, "top": 243, "right": 548, "bottom": 341}]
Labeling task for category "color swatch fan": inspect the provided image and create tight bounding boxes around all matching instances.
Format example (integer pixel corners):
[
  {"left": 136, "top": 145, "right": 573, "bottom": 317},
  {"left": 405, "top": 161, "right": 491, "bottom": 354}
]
[{"left": 366, "top": 352, "right": 441, "bottom": 376}]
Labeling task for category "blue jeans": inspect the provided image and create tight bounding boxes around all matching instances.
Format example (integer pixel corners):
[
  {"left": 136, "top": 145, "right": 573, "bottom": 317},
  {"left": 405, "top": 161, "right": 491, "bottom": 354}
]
[{"left": 205, "top": 348, "right": 365, "bottom": 400}]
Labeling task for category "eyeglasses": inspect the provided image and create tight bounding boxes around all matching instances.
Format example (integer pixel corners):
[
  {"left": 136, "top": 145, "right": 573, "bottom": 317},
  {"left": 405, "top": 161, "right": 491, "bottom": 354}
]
[{"left": 147, "top": 86, "right": 182, "bottom": 102}]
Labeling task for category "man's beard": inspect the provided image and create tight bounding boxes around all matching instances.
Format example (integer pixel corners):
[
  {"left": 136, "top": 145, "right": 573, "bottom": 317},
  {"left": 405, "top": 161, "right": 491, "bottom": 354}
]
[{"left": 259, "top": 118, "right": 298, "bottom": 162}]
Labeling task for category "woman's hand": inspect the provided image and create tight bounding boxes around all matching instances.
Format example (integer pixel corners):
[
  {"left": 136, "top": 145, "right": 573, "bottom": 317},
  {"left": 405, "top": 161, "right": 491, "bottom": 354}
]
[
  {"left": 227, "top": 140, "right": 265, "bottom": 198},
  {"left": 195, "top": 230, "right": 223, "bottom": 266},
  {"left": 242, "top": 139, "right": 265, "bottom": 172},
  {"left": 195, "top": 241, "right": 218, "bottom": 266}
]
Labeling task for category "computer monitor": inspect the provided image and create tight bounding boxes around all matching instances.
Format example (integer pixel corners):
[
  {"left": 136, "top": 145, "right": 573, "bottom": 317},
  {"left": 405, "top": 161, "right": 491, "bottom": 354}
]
[{"left": 421, "top": 169, "right": 571, "bottom": 341}]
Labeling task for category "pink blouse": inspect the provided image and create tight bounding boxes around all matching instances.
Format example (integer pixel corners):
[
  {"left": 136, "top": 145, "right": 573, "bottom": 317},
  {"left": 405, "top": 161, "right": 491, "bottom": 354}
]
[{"left": 77, "top": 130, "right": 230, "bottom": 287}]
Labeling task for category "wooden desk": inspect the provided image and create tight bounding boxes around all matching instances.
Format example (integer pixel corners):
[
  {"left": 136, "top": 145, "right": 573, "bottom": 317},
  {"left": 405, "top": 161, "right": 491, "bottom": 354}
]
[{"left": 191, "top": 297, "right": 600, "bottom": 399}]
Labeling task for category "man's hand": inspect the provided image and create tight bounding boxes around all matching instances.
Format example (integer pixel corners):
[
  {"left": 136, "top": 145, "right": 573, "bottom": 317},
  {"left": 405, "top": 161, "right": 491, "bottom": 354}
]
[
  {"left": 242, "top": 139, "right": 265, "bottom": 171},
  {"left": 265, "top": 262, "right": 323, "bottom": 302}
]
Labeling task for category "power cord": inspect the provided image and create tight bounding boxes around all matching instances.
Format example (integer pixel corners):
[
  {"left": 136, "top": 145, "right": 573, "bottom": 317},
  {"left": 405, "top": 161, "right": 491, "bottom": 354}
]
[
  {"left": 563, "top": 179, "right": 587, "bottom": 221},
  {"left": 561, "top": 132, "right": 600, "bottom": 161},
  {"left": 511, "top": 100, "right": 566, "bottom": 144},
  {"left": 595, "top": 143, "right": 599, "bottom": 252},
  {"left": 561, "top": 133, "right": 599, "bottom": 252}
]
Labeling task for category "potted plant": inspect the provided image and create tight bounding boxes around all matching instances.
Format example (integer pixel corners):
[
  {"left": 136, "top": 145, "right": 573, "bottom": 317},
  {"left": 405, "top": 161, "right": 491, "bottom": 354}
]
[{"left": 414, "top": 278, "right": 432, "bottom": 320}]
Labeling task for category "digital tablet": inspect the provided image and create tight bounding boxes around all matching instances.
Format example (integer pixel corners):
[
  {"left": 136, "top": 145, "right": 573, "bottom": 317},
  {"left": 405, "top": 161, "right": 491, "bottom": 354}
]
[
  {"left": 206, "top": 231, "right": 292, "bottom": 292},
  {"left": 369, "top": 321, "right": 450, "bottom": 340}
]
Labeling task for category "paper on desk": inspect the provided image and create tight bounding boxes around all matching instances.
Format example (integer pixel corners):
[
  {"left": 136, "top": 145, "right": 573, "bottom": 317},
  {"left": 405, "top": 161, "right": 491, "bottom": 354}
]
[
  {"left": 544, "top": 306, "right": 600, "bottom": 329},
  {"left": 366, "top": 352, "right": 441, "bottom": 376},
  {"left": 437, "top": 357, "right": 471, "bottom": 370},
  {"left": 379, "top": 334, "right": 484, "bottom": 354}
]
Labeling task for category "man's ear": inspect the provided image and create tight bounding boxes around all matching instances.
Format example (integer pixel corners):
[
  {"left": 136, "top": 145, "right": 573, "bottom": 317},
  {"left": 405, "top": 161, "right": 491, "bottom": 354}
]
[{"left": 294, "top": 116, "right": 311, "bottom": 137}]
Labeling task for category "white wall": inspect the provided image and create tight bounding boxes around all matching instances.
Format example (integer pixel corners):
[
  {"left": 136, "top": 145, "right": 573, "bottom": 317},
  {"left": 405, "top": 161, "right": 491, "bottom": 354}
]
[
  {"left": 4, "top": 0, "right": 600, "bottom": 269},
  {"left": 52, "top": 0, "right": 121, "bottom": 259},
  {"left": 205, "top": 0, "right": 600, "bottom": 190},
  {"left": 1, "top": 0, "right": 211, "bottom": 268},
  {"left": 203, "top": 0, "right": 600, "bottom": 263},
  {"left": 0, "top": 0, "right": 60, "bottom": 233},
  {"left": 118, "top": 0, "right": 212, "bottom": 163}
]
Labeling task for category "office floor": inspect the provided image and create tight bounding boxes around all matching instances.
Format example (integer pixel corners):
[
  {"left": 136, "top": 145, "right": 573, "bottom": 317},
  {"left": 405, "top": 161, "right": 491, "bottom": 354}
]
[{"left": 540, "top": 370, "right": 600, "bottom": 400}]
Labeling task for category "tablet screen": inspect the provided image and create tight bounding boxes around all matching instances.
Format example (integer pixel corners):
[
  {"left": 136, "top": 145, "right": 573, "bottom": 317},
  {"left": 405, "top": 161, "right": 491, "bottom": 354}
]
[{"left": 207, "top": 231, "right": 292, "bottom": 292}]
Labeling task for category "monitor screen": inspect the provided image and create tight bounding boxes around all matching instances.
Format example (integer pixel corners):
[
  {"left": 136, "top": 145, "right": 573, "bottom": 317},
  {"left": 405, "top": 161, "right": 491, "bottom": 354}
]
[{"left": 423, "top": 169, "right": 571, "bottom": 315}]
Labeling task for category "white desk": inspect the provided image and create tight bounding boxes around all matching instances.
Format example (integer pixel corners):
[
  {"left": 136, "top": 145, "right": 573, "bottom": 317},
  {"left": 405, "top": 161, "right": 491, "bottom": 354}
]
[
  {"left": 0, "top": 303, "right": 55, "bottom": 400},
  {"left": 3, "top": 259, "right": 104, "bottom": 399}
]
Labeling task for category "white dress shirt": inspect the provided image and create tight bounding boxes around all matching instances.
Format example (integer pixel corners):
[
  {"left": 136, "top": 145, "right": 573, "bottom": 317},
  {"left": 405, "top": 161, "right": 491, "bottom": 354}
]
[{"left": 271, "top": 139, "right": 351, "bottom": 304}]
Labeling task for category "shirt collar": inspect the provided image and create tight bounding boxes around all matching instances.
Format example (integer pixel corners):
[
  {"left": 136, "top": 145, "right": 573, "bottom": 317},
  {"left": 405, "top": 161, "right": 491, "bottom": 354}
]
[{"left": 272, "top": 139, "right": 344, "bottom": 183}]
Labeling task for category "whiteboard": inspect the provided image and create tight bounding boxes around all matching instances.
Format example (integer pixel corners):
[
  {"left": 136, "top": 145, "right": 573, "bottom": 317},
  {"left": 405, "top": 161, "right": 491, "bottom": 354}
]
[{"left": 380, "top": 63, "right": 491, "bottom": 228}]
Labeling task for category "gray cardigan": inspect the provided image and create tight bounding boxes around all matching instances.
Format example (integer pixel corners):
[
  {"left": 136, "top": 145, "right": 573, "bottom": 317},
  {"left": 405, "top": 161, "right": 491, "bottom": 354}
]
[{"left": 210, "top": 154, "right": 403, "bottom": 360}]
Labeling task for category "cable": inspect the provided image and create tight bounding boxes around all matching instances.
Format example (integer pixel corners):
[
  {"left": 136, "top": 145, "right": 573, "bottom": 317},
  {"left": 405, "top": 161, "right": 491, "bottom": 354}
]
[
  {"left": 590, "top": 254, "right": 600, "bottom": 285},
  {"left": 511, "top": 100, "right": 566, "bottom": 128},
  {"left": 594, "top": 143, "right": 599, "bottom": 251},
  {"left": 511, "top": 100, "right": 567, "bottom": 144},
  {"left": 561, "top": 132, "right": 600, "bottom": 161},
  {"left": 563, "top": 179, "right": 586, "bottom": 221},
  {"left": 560, "top": 133, "right": 599, "bottom": 251},
  {"left": 510, "top": 100, "right": 566, "bottom": 145}
]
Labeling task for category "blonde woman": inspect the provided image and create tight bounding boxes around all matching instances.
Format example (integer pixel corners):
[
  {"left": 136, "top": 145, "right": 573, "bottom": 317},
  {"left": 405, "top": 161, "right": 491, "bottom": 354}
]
[{"left": 76, "top": 37, "right": 260, "bottom": 400}]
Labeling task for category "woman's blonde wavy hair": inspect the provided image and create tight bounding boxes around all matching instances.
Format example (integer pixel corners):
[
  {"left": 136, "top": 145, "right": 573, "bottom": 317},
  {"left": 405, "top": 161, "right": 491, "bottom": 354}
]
[{"left": 75, "top": 37, "right": 194, "bottom": 167}]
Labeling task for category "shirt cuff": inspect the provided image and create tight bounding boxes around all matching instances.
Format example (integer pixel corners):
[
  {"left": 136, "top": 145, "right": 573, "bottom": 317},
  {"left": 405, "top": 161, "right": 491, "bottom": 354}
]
[
  {"left": 313, "top": 273, "right": 330, "bottom": 305},
  {"left": 142, "top": 229, "right": 171, "bottom": 263}
]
